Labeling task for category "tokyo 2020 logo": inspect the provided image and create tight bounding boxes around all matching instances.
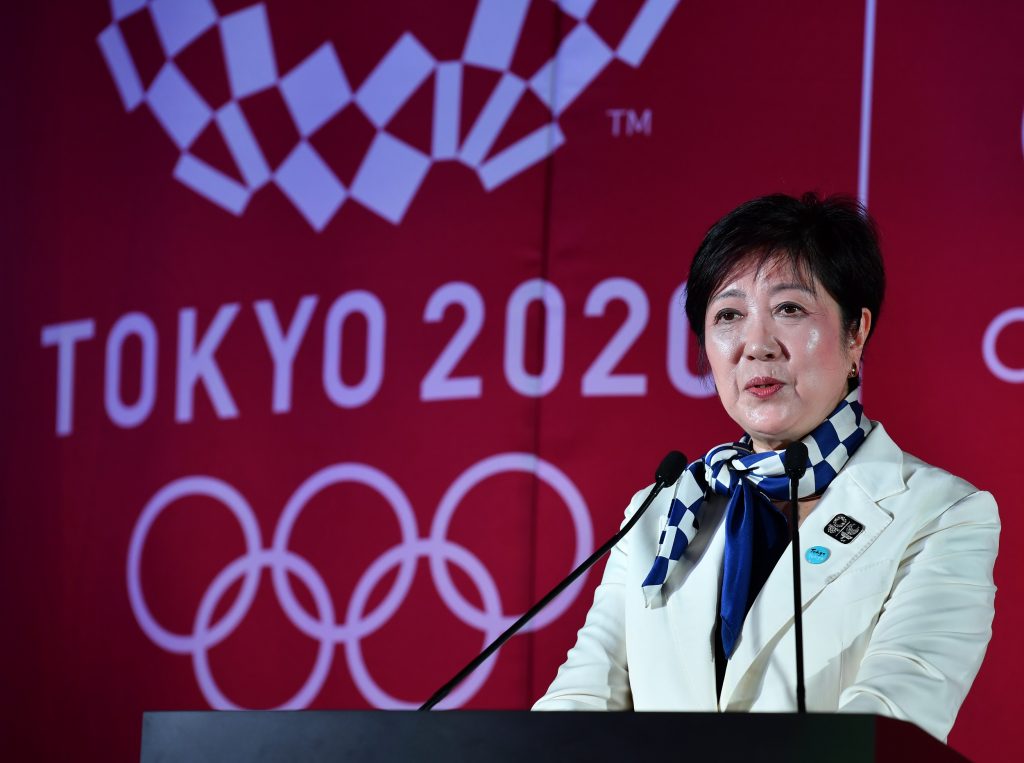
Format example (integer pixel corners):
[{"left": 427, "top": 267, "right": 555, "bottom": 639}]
[{"left": 97, "top": 0, "right": 678, "bottom": 230}]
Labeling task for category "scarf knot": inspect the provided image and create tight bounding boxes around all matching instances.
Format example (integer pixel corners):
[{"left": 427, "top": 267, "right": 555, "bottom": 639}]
[{"left": 641, "top": 388, "right": 873, "bottom": 655}]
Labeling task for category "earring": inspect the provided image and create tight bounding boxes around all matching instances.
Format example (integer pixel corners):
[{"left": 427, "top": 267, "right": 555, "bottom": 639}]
[{"left": 849, "top": 362, "right": 859, "bottom": 378}]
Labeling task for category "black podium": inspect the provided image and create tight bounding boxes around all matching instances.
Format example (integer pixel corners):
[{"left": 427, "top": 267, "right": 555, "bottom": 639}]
[{"left": 139, "top": 710, "right": 969, "bottom": 762}]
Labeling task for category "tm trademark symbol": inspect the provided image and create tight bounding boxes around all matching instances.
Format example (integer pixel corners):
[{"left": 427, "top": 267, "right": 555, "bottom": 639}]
[{"left": 606, "top": 108, "right": 652, "bottom": 137}]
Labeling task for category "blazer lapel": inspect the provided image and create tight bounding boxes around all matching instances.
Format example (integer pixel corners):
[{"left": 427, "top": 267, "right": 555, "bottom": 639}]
[{"left": 719, "top": 423, "right": 906, "bottom": 709}]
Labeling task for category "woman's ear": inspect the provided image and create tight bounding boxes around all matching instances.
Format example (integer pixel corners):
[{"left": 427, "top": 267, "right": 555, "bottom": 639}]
[{"left": 850, "top": 308, "right": 872, "bottom": 360}]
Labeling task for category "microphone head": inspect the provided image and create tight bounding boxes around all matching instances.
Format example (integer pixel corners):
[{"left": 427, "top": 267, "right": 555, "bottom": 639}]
[
  {"left": 784, "top": 441, "right": 809, "bottom": 480},
  {"left": 656, "top": 450, "right": 688, "bottom": 486}
]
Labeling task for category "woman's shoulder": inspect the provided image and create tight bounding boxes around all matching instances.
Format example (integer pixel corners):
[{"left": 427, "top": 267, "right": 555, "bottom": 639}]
[{"left": 859, "top": 422, "right": 998, "bottom": 521}]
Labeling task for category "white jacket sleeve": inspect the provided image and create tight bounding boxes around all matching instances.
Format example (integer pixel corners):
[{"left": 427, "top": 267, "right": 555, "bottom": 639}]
[
  {"left": 532, "top": 493, "right": 642, "bottom": 710},
  {"left": 837, "top": 490, "right": 1000, "bottom": 742}
]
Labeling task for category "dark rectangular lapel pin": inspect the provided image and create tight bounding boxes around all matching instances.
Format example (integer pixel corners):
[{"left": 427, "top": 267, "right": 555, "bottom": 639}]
[{"left": 825, "top": 514, "right": 864, "bottom": 544}]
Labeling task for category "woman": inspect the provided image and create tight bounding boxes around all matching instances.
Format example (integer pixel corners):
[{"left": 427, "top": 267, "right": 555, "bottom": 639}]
[{"left": 532, "top": 193, "right": 999, "bottom": 743}]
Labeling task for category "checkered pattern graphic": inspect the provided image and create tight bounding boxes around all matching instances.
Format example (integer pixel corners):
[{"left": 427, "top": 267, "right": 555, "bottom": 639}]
[
  {"left": 641, "top": 387, "right": 873, "bottom": 606},
  {"left": 96, "top": 0, "right": 680, "bottom": 231}
]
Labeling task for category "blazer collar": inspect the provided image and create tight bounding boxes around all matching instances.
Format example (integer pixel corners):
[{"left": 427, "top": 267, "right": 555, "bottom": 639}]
[
  {"left": 837, "top": 421, "right": 906, "bottom": 503},
  {"left": 718, "top": 422, "right": 906, "bottom": 709}
]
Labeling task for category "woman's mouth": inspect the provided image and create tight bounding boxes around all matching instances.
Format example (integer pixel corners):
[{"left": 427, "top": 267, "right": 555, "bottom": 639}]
[{"left": 745, "top": 377, "right": 784, "bottom": 398}]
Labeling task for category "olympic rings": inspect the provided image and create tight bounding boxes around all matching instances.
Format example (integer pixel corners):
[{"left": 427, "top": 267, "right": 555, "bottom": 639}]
[
  {"left": 345, "top": 538, "right": 505, "bottom": 710},
  {"left": 271, "top": 463, "right": 419, "bottom": 643},
  {"left": 193, "top": 549, "right": 335, "bottom": 710},
  {"left": 126, "top": 454, "right": 592, "bottom": 710},
  {"left": 429, "top": 453, "right": 593, "bottom": 634},
  {"left": 127, "top": 476, "right": 262, "bottom": 655}
]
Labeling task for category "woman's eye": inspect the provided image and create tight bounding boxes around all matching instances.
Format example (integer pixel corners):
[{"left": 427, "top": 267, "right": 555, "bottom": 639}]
[
  {"left": 714, "top": 309, "right": 741, "bottom": 323},
  {"left": 776, "top": 303, "right": 804, "bottom": 316}
]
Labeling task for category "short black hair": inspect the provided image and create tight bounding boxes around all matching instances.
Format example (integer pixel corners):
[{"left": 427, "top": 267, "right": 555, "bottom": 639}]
[{"left": 685, "top": 192, "right": 885, "bottom": 356}]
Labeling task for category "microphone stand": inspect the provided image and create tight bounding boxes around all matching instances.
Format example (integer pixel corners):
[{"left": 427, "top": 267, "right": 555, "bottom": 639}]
[
  {"left": 419, "top": 451, "right": 687, "bottom": 711},
  {"left": 785, "top": 442, "right": 808, "bottom": 714}
]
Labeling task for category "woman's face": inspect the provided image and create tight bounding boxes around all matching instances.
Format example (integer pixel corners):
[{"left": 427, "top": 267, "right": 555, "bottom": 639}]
[{"left": 703, "top": 257, "right": 870, "bottom": 452}]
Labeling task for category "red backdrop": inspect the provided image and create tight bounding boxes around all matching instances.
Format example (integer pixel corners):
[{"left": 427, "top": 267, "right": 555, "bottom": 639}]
[{"left": 3, "top": 1, "right": 1022, "bottom": 760}]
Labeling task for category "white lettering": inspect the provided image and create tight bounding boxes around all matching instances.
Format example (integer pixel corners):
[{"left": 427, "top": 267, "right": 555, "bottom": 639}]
[
  {"left": 626, "top": 108, "right": 652, "bottom": 136},
  {"left": 606, "top": 108, "right": 626, "bottom": 136},
  {"left": 175, "top": 305, "right": 240, "bottom": 422},
  {"left": 323, "top": 291, "right": 385, "bottom": 408},
  {"left": 582, "top": 278, "right": 648, "bottom": 396},
  {"left": 666, "top": 282, "right": 715, "bottom": 398},
  {"left": 255, "top": 296, "right": 318, "bottom": 413},
  {"left": 504, "top": 278, "right": 564, "bottom": 397},
  {"left": 983, "top": 307, "right": 1024, "bottom": 383},
  {"left": 606, "top": 108, "right": 652, "bottom": 137},
  {"left": 41, "top": 319, "right": 96, "bottom": 436},
  {"left": 38, "top": 276, "right": 757, "bottom": 437},
  {"left": 421, "top": 282, "right": 484, "bottom": 401},
  {"left": 105, "top": 312, "right": 158, "bottom": 428}
]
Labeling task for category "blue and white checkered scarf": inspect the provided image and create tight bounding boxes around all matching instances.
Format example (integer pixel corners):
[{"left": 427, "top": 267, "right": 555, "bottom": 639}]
[{"left": 641, "top": 386, "right": 872, "bottom": 656}]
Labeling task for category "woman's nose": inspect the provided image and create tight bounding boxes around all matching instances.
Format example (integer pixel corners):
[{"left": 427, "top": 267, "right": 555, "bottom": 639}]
[{"left": 743, "top": 316, "right": 781, "bottom": 360}]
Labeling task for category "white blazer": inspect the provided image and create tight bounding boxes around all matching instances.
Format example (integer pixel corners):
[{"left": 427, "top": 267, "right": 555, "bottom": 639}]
[{"left": 533, "top": 423, "right": 999, "bottom": 743}]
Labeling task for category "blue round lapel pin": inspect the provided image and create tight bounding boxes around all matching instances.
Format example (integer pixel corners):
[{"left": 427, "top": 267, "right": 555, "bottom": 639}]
[{"left": 805, "top": 545, "right": 831, "bottom": 564}]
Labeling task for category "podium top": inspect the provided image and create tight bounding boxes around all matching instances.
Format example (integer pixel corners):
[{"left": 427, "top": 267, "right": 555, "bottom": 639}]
[{"left": 140, "top": 710, "right": 968, "bottom": 763}]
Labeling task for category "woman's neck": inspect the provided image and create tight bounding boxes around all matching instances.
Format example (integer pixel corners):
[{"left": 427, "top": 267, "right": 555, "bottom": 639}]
[{"left": 772, "top": 495, "right": 820, "bottom": 527}]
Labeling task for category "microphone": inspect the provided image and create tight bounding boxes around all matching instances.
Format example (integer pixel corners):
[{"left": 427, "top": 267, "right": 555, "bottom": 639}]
[
  {"left": 784, "top": 441, "right": 809, "bottom": 714},
  {"left": 419, "top": 450, "right": 688, "bottom": 711},
  {"left": 656, "top": 450, "right": 687, "bottom": 487}
]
